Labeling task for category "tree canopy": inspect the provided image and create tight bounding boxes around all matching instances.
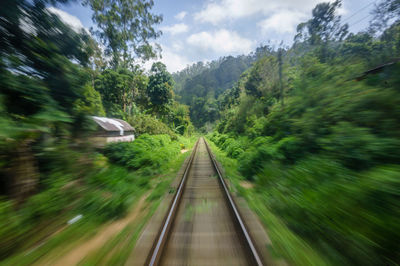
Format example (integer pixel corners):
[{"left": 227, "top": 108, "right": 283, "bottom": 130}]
[
  {"left": 84, "top": 0, "right": 162, "bottom": 68},
  {"left": 147, "top": 62, "right": 173, "bottom": 114},
  {"left": 295, "top": 0, "right": 348, "bottom": 61}
]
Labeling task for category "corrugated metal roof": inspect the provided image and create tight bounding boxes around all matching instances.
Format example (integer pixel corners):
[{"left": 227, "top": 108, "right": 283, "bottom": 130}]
[{"left": 91, "top": 116, "right": 134, "bottom": 135}]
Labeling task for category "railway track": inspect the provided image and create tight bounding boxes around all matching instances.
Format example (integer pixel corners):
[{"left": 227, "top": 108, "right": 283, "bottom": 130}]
[{"left": 147, "top": 137, "right": 263, "bottom": 266}]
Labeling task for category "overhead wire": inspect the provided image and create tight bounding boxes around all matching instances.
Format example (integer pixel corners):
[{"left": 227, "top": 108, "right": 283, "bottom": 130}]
[
  {"left": 350, "top": 14, "right": 374, "bottom": 27},
  {"left": 340, "top": 0, "right": 377, "bottom": 24}
]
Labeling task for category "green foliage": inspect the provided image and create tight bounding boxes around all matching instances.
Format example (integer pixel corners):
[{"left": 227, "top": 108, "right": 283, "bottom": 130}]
[
  {"left": 295, "top": 0, "right": 348, "bottom": 62},
  {"left": 0, "top": 200, "right": 28, "bottom": 259},
  {"left": 220, "top": 59, "right": 400, "bottom": 167},
  {"left": 94, "top": 68, "right": 147, "bottom": 117},
  {"left": 210, "top": 134, "right": 400, "bottom": 264},
  {"left": 176, "top": 56, "right": 253, "bottom": 104},
  {"left": 147, "top": 62, "right": 173, "bottom": 115},
  {"left": 0, "top": 133, "right": 191, "bottom": 258},
  {"left": 74, "top": 83, "right": 106, "bottom": 116},
  {"left": 84, "top": 0, "right": 162, "bottom": 68},
  {"left": 255, "top": 159, "right": 400, "bottom": 265},
  {"left": 163, "top": 102, "right": 193, "bottom": 136},
  {"left": 79, "top": 164, "right": 142, "bottom": 222},
  {"left": 103, "top": 134, "right": 180, "bottom": 169},
  {"left": 340, "top": 32, "right": 374, "bottom": 62},
  {"left": 0, "top": 0, "right": 192, "bottom": 262},
  {"left": 80, "top": 190, "right": 127, "bottom": 221},
  {"left": 245, "top": 56, "right": 280, "bottom": 98},
  {"left": 174, "top": 55, "right": 255, "bottom": 128},
  {"left": 127, "top": 113, "right": 176, "bottom": 139},
  {"left": 209, "top": 10, "right": 400, "bottom": 264},
  {"left": 0, "top": 0, "right": 97, "bottom": 140},
  {"left": 320, "top": 122, "right": 400, "bottom": 169},
  {"left": 295, "top": 0, "right": 348, "bottom": 44},
  {"left": 189, "top": 96, "right": 219, "bottom": 129}
]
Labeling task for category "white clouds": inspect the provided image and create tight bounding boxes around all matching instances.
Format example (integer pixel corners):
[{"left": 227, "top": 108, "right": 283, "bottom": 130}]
[
  {"left": 337, "top": 6, "right": 348, "bottom": 16},
  {"left": 47, "top": 7, "right": 86, "bottom": 33},
  {"left": 144, "top": 0, "right": 367, "bottom": 73},
  {"left": 258, "top": 10, "right": 306, "bottom": 34},
  {"left": 161, "top": 48, "right": 192, "bottom": 72},
  {"left": 172, "top": 41, "right": 184, "bottom": 51},
  {"left": 174, "top": 11, "right": 187, "bottom": 20},
  {"left": 194, "top": 0, "right": 322, "bottom": 25},
  {"left": 161, "top": 23, "right": 189, "bottom": 35},
  {"left": 194, "top": 2, "right": 228, "bottom": 24},
  {"left": 186, "top": 29, "right": 254, "bottom": 54},
  {"left": 143, "top": 43, "right": 192, "bottom": 73}
]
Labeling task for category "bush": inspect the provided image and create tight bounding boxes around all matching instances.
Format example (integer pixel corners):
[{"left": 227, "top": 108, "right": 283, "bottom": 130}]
[
  {"left": 256, "top": 158, "right": 400, "bottom": 265},
  {"left": 275, "top": 136, "right": 304, "bottom": 164},
  {"left": 23, "top": 189, "right": 70, "bottom": 221},
  {"left": 320, "top": 122, "right": 400, "bottom": 169},
  {"left": 80, "top": 190, "right": 127, "bottom": 221},
  {"left": 127, "top": 114, "right": 177, "bottom": 139},
  {"left": 238, "top": 143, "right": 278, "bottom": 180},
  {"left": 0, "top": 200, "right": 28, "bottom": 259},
  {"left": 103, "top": 134, "right": 180, "bottom": 170},
  {"left": 226, "top": 145, "right": 244, "bottom": 159}
]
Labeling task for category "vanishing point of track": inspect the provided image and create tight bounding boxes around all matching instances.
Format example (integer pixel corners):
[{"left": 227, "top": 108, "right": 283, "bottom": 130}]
[{"left": 147, "top": 137, "right": 263, "bottom": 266}]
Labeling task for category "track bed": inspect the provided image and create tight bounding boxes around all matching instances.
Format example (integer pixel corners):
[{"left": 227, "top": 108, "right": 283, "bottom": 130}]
[{"left": 159, "top": 138, "right": 251, "bottom": 265}]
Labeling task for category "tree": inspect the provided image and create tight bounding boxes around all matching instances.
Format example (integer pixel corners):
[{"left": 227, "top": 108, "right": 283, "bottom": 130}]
[
  {"left": 94, "top": 68, "right": 147, "bottom": 116},
  {"left": 147, "top": 62, "right": 173, "bottom": 115},
  {"left": 340, "top": 32, "right": 374, "bottom": 62},
  {"left": 370, "top": 0, "right": 400, "bottom": 34},
  {"left": 245, "top": 56, "right": 280, "bottom": 99},
  {"left": 84, "top": 0, "right": 162, "bottom": 68},
  {"left": 294, "top": 0, "right": 348, "bottom": 61},
  {"left": 73, "top": 83, "right": 106, "bottom": 117},
  {"left": 0, "top": 0, "right": 96, "bottom": 201},
  {"left": 174, "top": 55, "right": 253, "bottom": 128},
  {"left": 0, "top": 0, "right": 93, "bottom": 126},
  {"left": 165, "top": 103, "right": 191, "bottom": 135}
]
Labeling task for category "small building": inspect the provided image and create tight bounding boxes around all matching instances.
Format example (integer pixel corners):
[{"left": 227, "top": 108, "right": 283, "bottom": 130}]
[{"left": 90, "top": 116, "right": 135, "bottom": 146}]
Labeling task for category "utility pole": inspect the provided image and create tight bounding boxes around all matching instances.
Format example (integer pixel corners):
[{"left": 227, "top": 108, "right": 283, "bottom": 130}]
[{"left": 278, "top": 48, "right": 284, "bottom": 106}]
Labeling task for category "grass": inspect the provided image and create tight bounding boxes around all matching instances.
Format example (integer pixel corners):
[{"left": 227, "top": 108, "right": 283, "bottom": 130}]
[
  {"left": 205, "top": 137, "right": 329, "bottom": 266},
  {"left": 79, "top": 145, "right": 195, "bottom": 265},
  {"left": 1, "top": 135, "right": 197, "bottom": 265},
  {"left": 2, "top": 220, "right": 100, "bottom": 266}
]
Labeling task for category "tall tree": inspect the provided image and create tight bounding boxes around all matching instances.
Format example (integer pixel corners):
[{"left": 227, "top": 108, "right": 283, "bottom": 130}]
[
  {"left": 245, "top": 56, "right": 280, "bottom": 99},
  {"left": 0, "top": 0, "right": 96, "bottom": 201},
  {"left": 294, "top": 0, "right": 348, "bottom": 61},
  {"left": 147, "top": 62, "right": 173, "bottom": 115},
  {"left": 0, "top": 0, "right": 92, "bottom": 123},
  {"left": 370, "top": 0, "right": 400, "bottom": 34},
  {"left": 84, "top": 0, "right": 162, "bottom": 68},
  {"left": 94, "top": 68, "right": 147, "bottom": 116}
]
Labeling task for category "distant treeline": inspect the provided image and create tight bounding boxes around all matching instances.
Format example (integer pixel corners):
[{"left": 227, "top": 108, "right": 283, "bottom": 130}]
[{"left": 206, "top": 0, "right": 400, "bottom": 264}]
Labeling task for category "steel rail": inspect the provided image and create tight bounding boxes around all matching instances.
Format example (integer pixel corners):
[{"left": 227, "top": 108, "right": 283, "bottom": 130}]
[
  {"left": 147, "top": 139, "right": 199, "bottom": 266},
  {"left": 147, "top": 137, "right": 263, "bottom": 266},
  {"left": 203, "top": 137, "right": 264, "bottom": 266}
]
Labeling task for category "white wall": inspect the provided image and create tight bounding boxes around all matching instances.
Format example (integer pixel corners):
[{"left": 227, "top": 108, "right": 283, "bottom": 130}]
[{"left": 106, "top": 134, "right": 135, "bottom": 143}]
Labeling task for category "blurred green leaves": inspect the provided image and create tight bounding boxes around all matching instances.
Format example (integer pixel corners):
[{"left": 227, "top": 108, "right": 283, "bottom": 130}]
[
  {"left": 103, "top": 134, "right": 180, "bottom": 170},
  {"left": 207, "top": 6, "right": 400, "bottom": 263}
]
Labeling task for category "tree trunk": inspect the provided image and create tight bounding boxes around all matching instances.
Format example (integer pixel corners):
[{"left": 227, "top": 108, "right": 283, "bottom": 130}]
[{"left": 5, "top": 140, "right": 38, "bottom": 204}]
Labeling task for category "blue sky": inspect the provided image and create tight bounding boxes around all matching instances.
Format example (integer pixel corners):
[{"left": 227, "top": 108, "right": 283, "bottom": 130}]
[{"left": 55, "top": 0, "right": 376, "bottom": 73}]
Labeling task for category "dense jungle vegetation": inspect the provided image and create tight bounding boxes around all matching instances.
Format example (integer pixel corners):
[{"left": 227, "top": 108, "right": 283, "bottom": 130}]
[
  {"left": 173, "top": 46, "right": 272, "bottom": 129},
  {"left": 198, "top": 0, "right": 399, "bottom": 264},
  {"left": 0, "top": 0, "right": 194, "bottom": 262},
  {"left": 1, "top": 0, "right": 399, "bottom": 264}
]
